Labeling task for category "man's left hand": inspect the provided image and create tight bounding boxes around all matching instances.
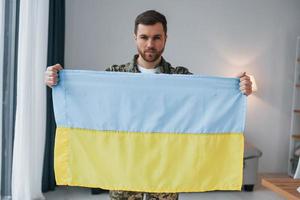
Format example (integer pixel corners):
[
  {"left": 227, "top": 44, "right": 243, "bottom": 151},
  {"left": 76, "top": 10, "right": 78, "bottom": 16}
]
[{"left": 236, "top": 72, "right": 252, "bottom": 96}]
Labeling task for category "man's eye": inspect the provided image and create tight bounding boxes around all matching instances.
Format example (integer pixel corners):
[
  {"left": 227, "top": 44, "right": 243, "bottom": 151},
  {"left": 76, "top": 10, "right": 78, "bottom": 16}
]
[
  {"left": 154, "top": 36, "right": 161, "bottom": 40},
  {"left": 140, "top": 36, "right": 147, "bottom": 40}
]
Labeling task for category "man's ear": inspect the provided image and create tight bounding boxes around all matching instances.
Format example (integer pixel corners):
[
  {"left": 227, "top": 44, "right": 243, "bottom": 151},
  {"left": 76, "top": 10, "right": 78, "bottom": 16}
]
[{"left": 134, "top": 34, "right": 137, "bottom": 41}]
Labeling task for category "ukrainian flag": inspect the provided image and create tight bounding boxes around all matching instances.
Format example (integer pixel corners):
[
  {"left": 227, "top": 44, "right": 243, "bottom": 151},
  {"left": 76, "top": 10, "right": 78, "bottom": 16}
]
[{"left": 53, "top": 70, "right": 246, "bottom": 192}]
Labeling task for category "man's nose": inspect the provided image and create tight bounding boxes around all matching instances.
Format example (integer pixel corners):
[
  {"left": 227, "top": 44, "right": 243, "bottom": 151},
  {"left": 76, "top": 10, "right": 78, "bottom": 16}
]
[{"left": 146, "top": 39, "right": 154, "bottom": 48}]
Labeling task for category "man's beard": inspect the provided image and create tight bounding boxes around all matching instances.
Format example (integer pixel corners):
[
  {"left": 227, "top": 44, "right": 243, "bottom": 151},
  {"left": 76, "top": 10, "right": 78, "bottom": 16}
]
[{"left": 137, "top": 47, "right": 164, "bottom": 63}]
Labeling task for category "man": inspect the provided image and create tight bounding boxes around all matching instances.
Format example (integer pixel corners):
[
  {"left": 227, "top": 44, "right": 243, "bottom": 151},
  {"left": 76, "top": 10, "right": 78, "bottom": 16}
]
[{"left": 45, "top": 10, "right": 252, "bottom": 200}]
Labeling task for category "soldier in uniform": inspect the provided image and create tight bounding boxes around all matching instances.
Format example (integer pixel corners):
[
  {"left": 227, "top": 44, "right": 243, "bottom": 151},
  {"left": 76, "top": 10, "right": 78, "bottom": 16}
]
[{"left": 45, "top": 10, "right": 252, "bottom": 200}]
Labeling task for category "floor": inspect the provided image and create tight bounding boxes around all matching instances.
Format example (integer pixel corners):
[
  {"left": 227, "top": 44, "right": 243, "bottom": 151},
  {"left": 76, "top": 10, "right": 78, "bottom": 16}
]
[{"left": 44, "top": 185, "right": 284, "bottom": 200}]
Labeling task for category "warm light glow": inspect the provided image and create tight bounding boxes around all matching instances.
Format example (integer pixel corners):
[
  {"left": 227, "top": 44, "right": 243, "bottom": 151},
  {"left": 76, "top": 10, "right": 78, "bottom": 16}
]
[{"left": 249, "top": 75, "right": 258, "bottom": 92}]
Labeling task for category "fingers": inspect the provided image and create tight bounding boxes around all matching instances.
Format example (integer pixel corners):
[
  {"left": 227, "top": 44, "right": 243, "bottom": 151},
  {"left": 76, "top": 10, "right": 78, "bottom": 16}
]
[
  {"left": 238, "top": 73, "right": 253, "bottom": 96},
  {"left": 52, "top": 63, "right": 63, "bottom": 71},
  {"left": 47, "top": 63, "right": 63, "bottom": 72},
  {"left": 240, "top": 75, "right": 250, "bottom": 82},
  {"left": 45, "top": 63, "right": 63, "bottom": 87},
  {"left": 45, "top": 70, "right": 59, "bottom": 77},
  {"left": 240, "top": 85, "right": 252, "bottom": 96},
  {"left": 45, "top": 76, "right": 59, "bottom": 87}
]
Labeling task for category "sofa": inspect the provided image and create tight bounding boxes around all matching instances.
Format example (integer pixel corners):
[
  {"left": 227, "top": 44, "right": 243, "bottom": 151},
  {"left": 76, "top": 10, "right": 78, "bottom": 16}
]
[{"left": 242, "top": 140, "right": 263, "bottom": 191}]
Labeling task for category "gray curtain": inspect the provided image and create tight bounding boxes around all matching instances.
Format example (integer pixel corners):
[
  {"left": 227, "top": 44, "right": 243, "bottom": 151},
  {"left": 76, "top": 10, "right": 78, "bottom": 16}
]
[{"left": 42, "top": 0, "right": 65, "bottom": 192}]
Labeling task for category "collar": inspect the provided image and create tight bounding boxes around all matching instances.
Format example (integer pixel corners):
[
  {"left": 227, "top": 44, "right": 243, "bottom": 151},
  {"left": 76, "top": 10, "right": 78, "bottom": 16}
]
[{"left": 128, "top": 54, "right": 172, "bottom": 74}]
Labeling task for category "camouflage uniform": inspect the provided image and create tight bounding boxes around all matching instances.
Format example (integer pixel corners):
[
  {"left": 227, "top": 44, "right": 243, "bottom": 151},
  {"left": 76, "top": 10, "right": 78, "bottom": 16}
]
[
  {"left": 106, "top": 54, "right": 191, "bottom": 200},
  {"left": 105, "top": 54, "right": 191, "bottom": 75}
]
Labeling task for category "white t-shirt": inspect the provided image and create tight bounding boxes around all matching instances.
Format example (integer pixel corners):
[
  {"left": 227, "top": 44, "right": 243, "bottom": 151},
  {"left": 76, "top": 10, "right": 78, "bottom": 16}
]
[{"left": 138, "top": 65, "right": 160, "bottom": 74}]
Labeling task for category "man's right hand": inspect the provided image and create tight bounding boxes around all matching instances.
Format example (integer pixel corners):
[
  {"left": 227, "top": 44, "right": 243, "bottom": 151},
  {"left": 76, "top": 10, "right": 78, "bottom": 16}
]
[{"left": 45, "top": 64, "right": 63, "bottom": 87}]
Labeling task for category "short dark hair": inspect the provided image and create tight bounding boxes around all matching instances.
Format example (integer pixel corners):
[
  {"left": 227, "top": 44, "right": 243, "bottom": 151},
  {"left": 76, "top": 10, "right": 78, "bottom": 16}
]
[{"left": 134, "top": 10, "right": 167, "bottom": 35}]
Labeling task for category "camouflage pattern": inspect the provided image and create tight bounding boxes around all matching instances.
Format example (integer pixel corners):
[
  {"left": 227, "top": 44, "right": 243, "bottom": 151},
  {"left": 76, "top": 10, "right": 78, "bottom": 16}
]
[
  {"left": 145, "top": 192, "right": 179, "bottom": 200},
  {"left": 105, "top": 54, "right": 192, "bottom": 75},
  {"left": 109, "top": 191, "right": 179, "bottom": 200},
  {"left": 109, "top": 190, "right": 144, "bottom": 200},
  {"left": 107, "top": 54, "right": 191, "bottom": 200}
]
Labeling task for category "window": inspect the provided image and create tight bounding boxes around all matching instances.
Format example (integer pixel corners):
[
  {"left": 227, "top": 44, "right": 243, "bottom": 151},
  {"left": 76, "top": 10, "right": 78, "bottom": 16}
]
[{"left": 1, "top": 0, "right": 19, "bottom": 199}]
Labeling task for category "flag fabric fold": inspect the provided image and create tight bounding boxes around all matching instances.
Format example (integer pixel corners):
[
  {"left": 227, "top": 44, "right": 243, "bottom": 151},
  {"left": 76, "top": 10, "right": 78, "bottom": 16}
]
[{"left": 53, "top": 70, "right": 246, "bottom": 192}]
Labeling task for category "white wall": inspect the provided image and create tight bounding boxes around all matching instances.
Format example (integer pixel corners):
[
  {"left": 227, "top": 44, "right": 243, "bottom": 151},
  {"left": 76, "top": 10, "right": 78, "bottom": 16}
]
[{"left": 65, "top": 0, "right": 300, "bottom": 173}]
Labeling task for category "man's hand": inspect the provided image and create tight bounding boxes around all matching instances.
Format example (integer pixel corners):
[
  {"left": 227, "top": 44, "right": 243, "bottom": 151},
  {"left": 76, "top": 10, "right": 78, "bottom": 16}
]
[
  {"left": 45, "top": 64, "right": 63, "bottom": 88},
  {"left": 236, "top": 72, "right": 252, "bottom": 96}
]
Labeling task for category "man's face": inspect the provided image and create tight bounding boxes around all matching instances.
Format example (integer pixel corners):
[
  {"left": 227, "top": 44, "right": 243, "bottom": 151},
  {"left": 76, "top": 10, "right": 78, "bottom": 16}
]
[{"left": 134, "top": 23, "right": 167, "bottom": 63}]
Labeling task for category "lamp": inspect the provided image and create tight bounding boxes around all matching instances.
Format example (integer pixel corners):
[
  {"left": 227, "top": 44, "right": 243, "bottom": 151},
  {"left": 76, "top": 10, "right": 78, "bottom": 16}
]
[{"left": 249, "top": 75, "right": 258, "bottom": 92}]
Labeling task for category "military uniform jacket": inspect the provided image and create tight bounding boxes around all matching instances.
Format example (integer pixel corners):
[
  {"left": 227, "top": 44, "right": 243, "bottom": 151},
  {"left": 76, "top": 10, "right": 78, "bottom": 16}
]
[{"left": 105, "top": 54, "right": 192, "bottom": 75}]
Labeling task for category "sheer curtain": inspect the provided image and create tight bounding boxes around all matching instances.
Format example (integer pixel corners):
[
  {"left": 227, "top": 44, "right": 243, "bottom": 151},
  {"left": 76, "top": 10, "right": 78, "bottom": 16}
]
[{"left": 12, "top": 0, "right": 49, "bottom": 199}]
